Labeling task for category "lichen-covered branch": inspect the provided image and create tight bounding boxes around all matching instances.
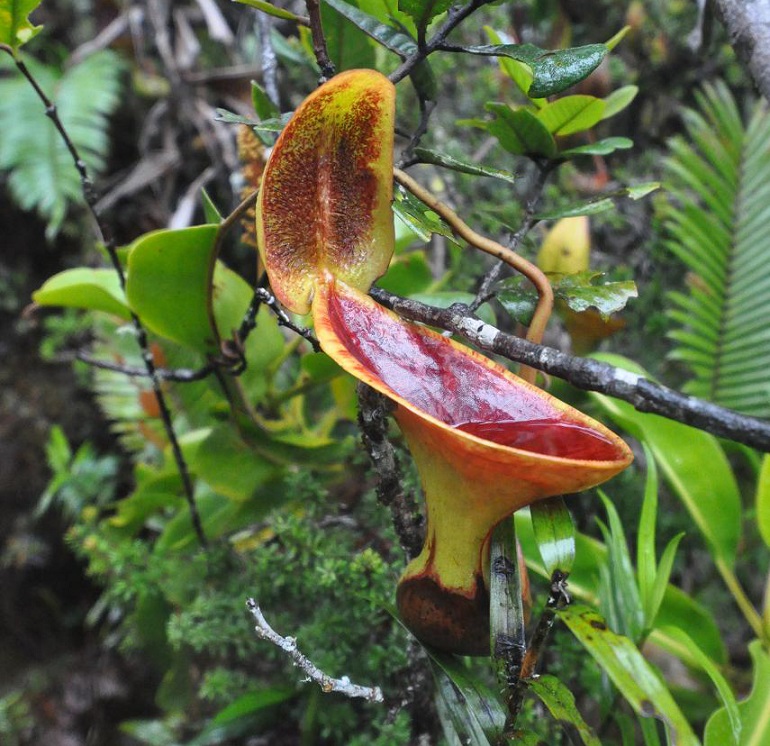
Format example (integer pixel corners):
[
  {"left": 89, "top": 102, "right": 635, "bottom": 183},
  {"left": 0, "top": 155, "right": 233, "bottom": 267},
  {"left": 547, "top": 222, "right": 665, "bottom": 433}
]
[
  {"left": 246, "top": 599, "right": 384, "bottom": 702},
  {"left": 370, "top": 288, "right": 770, "bottom": 451}
]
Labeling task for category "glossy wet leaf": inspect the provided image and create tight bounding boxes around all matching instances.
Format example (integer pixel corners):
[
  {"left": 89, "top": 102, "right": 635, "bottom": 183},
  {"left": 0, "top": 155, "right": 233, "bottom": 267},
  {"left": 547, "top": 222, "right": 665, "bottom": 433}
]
[
  {"left": 257, "top": 70, "right": 395, "bottom": 313},
  {"left": 486, "top": 103, "right": 557, "bottom": 158},
  {"left": 705, "top": 640, "right": 770, "bottom": 746},
  {"left": 515, "top": 510, "right": 727, "bottom": 665},
  {"left": 460, "top": 43, "right": 607, "bottom": 98},
  {"left": 0, "top": 0, "right": 42, "bottom": 50},
  {"left": 663, "top": 627, "right": 740, "bottom": 746},
  {"left": 535, "top": 183, "right": 658, "bottom": 218},
  {"left": 393, "top": 183, "right": 456, "bottom": 243},
  {"left": 413, "top": 146, "right": 517, "bottom": 183},
  {"left": 559, "top": 605, "right": 700, "bottom": 746},
  {"left": 555, "top": 272, "right": 638, "bottom": 319},
  {"left": 590, "top": 353, "right": 742, "bottom": 568},
  {"left": 33, "top": 268, "right": 131, "bottom": 319},
  {"left": 755, "top": 455, "right": 770, "bottom": 549},
  {"left": 530, "top": 496, "right": 575, "bottom": 575},
  {"left": 499, "top": 272, "right": 636, "bottom": 323},
  {"left": 536, "top": 95, "right": 606, "bottom": 136},
  {"left": 483, "top": 27, "right": 545, "bottom": 106},
  {"left": 528, "top": 674, "right": 601, "bottom": 746},
  {"left": 325, "top": 0, "right": 415, "bottom": 56}
]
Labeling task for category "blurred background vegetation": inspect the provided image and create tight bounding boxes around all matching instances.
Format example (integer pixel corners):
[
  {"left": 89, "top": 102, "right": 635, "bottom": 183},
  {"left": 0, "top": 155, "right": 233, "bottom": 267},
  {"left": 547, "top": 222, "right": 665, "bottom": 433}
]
[{"left": 0, "top": 0, "right": 767, "bottom": 744}]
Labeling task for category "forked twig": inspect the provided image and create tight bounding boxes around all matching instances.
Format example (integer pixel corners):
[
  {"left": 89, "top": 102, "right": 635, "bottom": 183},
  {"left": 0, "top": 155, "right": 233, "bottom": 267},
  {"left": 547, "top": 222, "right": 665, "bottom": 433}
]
[{"left": 246, "top": 599, "right": 384, "bottom": 702}]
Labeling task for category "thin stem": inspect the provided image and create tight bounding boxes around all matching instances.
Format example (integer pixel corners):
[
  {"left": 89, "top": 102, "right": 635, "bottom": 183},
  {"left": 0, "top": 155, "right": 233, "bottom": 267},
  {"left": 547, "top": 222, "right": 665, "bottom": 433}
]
[
  {"left": 473, "top": 161, "right": 553, "bottom": 310},
  {"left": 1, "top": 44, "right": 206, "bottom": 547},
  {"left": 389, "top": 0, "right": 491, "bottom": 85},
  {"left": 73, "top": 351, "right": 215, "bottom": 382},
  {"left": 393, "top": 168, "right": 553, "bottom": 382},
  {"left": 305, "top": 0, "right": 335, "bottom": 80},
  {"left": 716, "top": 557, "right": 767, "bottom": 641}
]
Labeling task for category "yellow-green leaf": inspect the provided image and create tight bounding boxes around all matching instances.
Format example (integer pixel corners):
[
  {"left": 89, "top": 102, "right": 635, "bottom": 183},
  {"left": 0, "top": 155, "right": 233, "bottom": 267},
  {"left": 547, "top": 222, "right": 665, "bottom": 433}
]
[{"left": 0, "top": 0, "right": 42, "bottom": 51}]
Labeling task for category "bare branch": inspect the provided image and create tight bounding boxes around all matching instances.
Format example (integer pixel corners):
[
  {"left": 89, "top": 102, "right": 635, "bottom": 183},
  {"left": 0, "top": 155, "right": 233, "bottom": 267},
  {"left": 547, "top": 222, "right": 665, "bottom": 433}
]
[
  {"left": 370, "top": 288, "right": 770, "bottom": 451},
  {"left": 246, "top": 599, "right": 384, "bottom": 702},
  {"left": 713, "top": 0, "right": 770, "bottom": 101},
  {"left": 305, "top": 0, "right": 335, "bottom": 80}
]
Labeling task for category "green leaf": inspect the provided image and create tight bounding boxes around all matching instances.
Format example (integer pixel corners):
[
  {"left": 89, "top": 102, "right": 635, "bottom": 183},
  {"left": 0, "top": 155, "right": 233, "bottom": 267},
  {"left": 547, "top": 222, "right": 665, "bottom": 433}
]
[
  {"left": 413, "top": 147, "right": 517, "bottom": 184},
  {"left": 233, "top": 0, "right": 307, "bottom": 22},
  {"left": 188, "top": 688, "right": 296, "bottom": 746},
  {"left": 486, "top": 103, "right": 557, "bottom": 158},
  {"left": 499, "top": 272, "right": 637, "bottom": 321},
  {"left": 428, "top": 650, "right": 505, "bottom": 743},
  {"left": 250, "top": 80, "right": 279, "bottom": 120},
  {"left": 321, "top": 0, "right": 376, "bottom": 71},
  {"left": 756, "top": 455, "right": 770, "bottom": 549},
  {"left": 459, "top": 43, "right": 607, "bottom": 98},
  {"left": 530, "top": 496, "right": 575, "bottom": 575},
  {"left": 0, "top": 0, "right": 42, "bottom": 50},
  {"left": 590, "top": 353, "right": 742, "bottom": 568},
  {"left": 397, "top": 0, "right": 451, "bottom": 34},
  {"left": 596, "top": 493, "right": 644, "bottom": 642},
  {"left": 535, "top": 183, "right": 658, "bottom": 218},
  {"left": 646, "top": 532, "right": 684, "bottom": 631},
  {"left": 483, "top": 27, "right": 545, "bottom": 106},
  {"left": 126, "top": 225, "right": 220, "bottom": 354},
  {"left": 559, "top": 605, "right": 700, "bottom": 746},
  {"left": 192, "top": 426, "right": 281, "bottom": 501},
  {"left": 528, "top": 674, "right": 601, "bottom": 746},
  {"left": 0, "top": 51, "right": 124, "bottom": 237},
  {"left": 554, "top": 272, "right": 638, "bottom": 318},
  {"left": 705, "top": 640, "right": 770, "bottom": 746},
  {"left": 559, "top": 137, "right": 634, "bottom": 157},
  {"left": 662, "top": 82, "right": 770, "bottom": 418},
  {"left": 636, "top": 446, "right": 659, "bottom": 623},
  {"left": 324, "top": 0, "right": 415, "bottom": 56},
  {"left": 662, "top": 627, "right": 741, "bottom": 746},
  {"left": 33, "top": 268, "right": 131, "bottom": 319},
  {"left": 536, "top": 95, "right": 607, "bottom": 136},
  {"left": 602, "top": 85, "right": 638, "bottom": 119},
  {"left": 515, "top": 509, "right": 727, "bottom": 665}
]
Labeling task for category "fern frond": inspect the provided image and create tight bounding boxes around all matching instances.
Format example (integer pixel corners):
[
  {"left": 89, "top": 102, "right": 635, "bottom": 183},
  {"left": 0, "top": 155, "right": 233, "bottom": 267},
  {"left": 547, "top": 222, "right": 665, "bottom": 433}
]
[
  {"left": 0, "top": 51, "right": 125, "bottom": 238},
  {"left": 663, "top": 81, "right": 770, "bottom": 418}
]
